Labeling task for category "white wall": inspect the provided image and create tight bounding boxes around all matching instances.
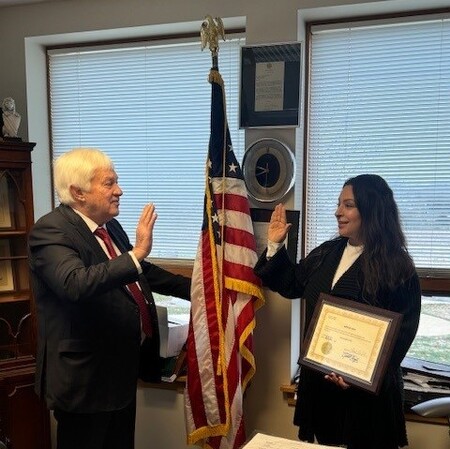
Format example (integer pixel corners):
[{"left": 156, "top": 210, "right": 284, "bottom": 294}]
[{"left": 1, "top": 0, "right": 449, "bottom": 448}]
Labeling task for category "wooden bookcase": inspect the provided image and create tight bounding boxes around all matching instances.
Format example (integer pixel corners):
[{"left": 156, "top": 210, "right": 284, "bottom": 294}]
[{"left": 0, "top": 140, "right": 51, "bottom": 449}]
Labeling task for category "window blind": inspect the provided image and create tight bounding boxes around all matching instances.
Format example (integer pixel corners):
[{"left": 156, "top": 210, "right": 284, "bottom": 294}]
[
  {"left": 306, "top": 16, "right": 450, "bottom": 277},
  {"left": 48, "top": 36, "right": 245, "bottom": 260}
]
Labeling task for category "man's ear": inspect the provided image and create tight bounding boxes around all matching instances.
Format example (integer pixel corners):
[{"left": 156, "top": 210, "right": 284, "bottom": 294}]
[{"left": 70, "top": 185, "right": 85, "bottom": 202}]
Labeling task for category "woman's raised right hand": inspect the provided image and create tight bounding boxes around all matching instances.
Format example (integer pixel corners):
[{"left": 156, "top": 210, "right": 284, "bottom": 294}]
[{"left": 268, "top": 204, "right": 292, "bottom": 243}]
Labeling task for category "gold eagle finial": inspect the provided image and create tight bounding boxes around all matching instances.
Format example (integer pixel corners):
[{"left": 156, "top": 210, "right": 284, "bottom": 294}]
[{"left": 200, "top": 15, "right": 225, "bottom": 57}]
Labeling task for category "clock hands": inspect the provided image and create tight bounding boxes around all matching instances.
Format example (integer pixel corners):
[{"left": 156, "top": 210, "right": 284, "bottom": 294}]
[
  {"left": 258, "top": 147, "right": 273, "bottom": 187},
  {"left": 256, "top": 163, "right": 270, "bottom": 187},
  {"left": 256, "top": 165, "right": 269, "bottom": 175}
]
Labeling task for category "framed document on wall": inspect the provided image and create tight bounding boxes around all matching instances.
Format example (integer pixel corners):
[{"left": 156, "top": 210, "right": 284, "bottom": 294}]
[{"left": 240, "top": 42, "right": 301, "bottom": 128}]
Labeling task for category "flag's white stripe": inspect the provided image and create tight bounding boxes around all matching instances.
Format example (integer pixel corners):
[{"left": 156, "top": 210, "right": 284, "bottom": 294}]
[
  {"left": 190, "top": 242, "right": 222, "bottom": 426},
  {"left": 217, "top": 209, "right": 254, "bottom": 234},
  {"left": 223, "top": 243, "right": 259, "bottom": 268},
  {"left": 232, "top": 292, "right": 253, "bottom": 323},
  {"left": 211, "top": 177, "right": 247, "bottom": 195},
  {"left": 184, "top": 392, "right": 194, "bottom": 432},
  {"left": 220, "top": 298, "right": 243, "bottom": 449},
  {"left": 223, "top": 298, "right": 236, "bottom": 366}
]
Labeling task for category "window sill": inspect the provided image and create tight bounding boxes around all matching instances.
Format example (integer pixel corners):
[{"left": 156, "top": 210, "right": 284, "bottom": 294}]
[
  {"left": 148, "top": 258, "right": 193, "bottom": 278},
  {"left": 139, "top": 375, "right": 186, "bottom": 393},
  {"left": 280, "top": 384, "right": 448, "bottom": 426}
]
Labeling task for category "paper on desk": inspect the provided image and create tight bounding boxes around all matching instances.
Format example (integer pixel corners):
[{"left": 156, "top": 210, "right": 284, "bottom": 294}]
[{"left": 243, "top": 432, "right": 341, "bottom": 449}]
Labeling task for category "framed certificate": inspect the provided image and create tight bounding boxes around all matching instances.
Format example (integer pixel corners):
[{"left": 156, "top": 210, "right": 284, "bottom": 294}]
[
  {"left": 300, "top": 293, "right": 402, "bottom": 394},
  {"left": 240, "top": 42, "right": 301, "bottom": 128}
]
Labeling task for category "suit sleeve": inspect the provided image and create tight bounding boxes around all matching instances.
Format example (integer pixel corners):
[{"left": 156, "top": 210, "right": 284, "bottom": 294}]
[
  {"left": 141, "top": 261, "right": 191, "bottom": 300},
  {"left": 253, "top": 246, "right": 316, "bottom": 299},
  {"left": 29, "top": 218, "right": 140, "bottom": 303}
]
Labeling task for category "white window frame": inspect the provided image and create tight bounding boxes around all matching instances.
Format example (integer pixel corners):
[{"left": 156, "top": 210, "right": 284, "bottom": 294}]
[
  {"left": 47, "top": 33, "right": 245, "bottom": 264},
  {"left": 304, "top": 10, "right": 450, "bottom": 377}
]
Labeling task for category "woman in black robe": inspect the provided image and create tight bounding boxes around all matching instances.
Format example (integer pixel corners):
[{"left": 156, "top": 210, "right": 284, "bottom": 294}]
[{"left": 254, "top": 174, "right": 421, "bottom": 449}]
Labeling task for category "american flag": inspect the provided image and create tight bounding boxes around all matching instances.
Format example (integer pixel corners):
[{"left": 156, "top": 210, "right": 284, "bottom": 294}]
[{"left": 184, "top": 68, "right": 264, "bottom": 449}]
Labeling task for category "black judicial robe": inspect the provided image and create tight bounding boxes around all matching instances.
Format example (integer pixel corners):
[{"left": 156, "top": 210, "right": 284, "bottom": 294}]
[{"left": 254, "top": 237, "right": 421, "bottom": 449}]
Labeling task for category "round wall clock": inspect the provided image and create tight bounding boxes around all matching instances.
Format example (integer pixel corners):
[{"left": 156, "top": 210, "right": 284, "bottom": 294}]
[{"left": 242, "top": 138, "right": 296, "bottom": 203}]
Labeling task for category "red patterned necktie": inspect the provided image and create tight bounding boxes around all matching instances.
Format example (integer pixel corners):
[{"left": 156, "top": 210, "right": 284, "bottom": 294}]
[{"left": 94, "top": 227, "right": 152, "bottom": 336}]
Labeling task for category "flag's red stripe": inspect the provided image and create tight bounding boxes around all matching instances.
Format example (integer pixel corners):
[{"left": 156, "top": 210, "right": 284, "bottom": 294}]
[
  {"left": 236, "top": 301, "right": 256, "bottom": 341},
  {"left": 223, "top": 226, "right": 257, "bottom": 252},
  {"left": 186, "top": 317, "right": 208, "bottom": 428},
  {"left": 235, "top": 416, "right": 246, "bottom": 448},
  {"left": 213, "top": 192, "right": 250, "bottom": 214},
  {"left": 223, "top": 261, "right": 261, "bottom": 285}
]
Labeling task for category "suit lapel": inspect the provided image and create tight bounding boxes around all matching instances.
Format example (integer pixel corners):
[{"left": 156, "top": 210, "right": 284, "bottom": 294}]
[
  {"left": 57, "top": 205, "right": 107, "bottom": 261},
  {"left": 105, "top": 220, "right": 130, "bottom": 254}
]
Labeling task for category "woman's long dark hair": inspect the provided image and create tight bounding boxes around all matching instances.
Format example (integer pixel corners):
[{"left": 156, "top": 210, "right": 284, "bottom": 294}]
[{"left": 344, "top": 174, "right": 416, "bottom": 298}]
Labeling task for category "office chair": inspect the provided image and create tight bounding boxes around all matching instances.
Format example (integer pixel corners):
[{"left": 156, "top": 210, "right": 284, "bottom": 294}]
[{"left": 411, "top": 397, "right": 450, "bottom": 437}]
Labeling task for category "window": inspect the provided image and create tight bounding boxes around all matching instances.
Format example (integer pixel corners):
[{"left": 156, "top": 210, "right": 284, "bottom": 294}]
[
  {"left": 48, "top": 35, "right": 245, "bottom": 261},
  {"left": 305, "top": 12, "right": 450, "bottom": 372}
]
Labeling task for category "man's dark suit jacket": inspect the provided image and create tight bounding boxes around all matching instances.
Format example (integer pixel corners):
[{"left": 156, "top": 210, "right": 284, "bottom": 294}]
[{"left": 28, "top": 204, "right": 190, "bottom": 413}]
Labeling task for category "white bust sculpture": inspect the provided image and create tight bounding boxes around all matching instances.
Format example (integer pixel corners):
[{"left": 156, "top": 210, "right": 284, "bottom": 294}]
[{"left": 2, "top": 97, "right": 21, "bottom": 138}]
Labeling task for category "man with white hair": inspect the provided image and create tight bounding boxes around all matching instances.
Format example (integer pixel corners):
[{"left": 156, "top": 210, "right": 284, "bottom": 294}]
[{"left": 29, "top": 147, "right": 191, "bottom": 449}]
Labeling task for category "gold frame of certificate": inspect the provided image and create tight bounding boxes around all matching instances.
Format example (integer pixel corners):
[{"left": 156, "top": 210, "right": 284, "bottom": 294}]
[{"left": 300, "top": 293, "right": 402, "bottom": 394}]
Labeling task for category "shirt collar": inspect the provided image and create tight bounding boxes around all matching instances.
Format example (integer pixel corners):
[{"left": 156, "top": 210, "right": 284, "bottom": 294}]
[{"left": 71, "top": 207, "right": 103, "bottom": 233}]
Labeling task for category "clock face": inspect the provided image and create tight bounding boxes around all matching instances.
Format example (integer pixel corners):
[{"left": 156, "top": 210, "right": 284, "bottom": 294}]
[
  {"left": 242, "top": 138, "right": 296, "bottom": 203},
  {"left": 255, "top": 153, "right": 281, "bottom": 188}
]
